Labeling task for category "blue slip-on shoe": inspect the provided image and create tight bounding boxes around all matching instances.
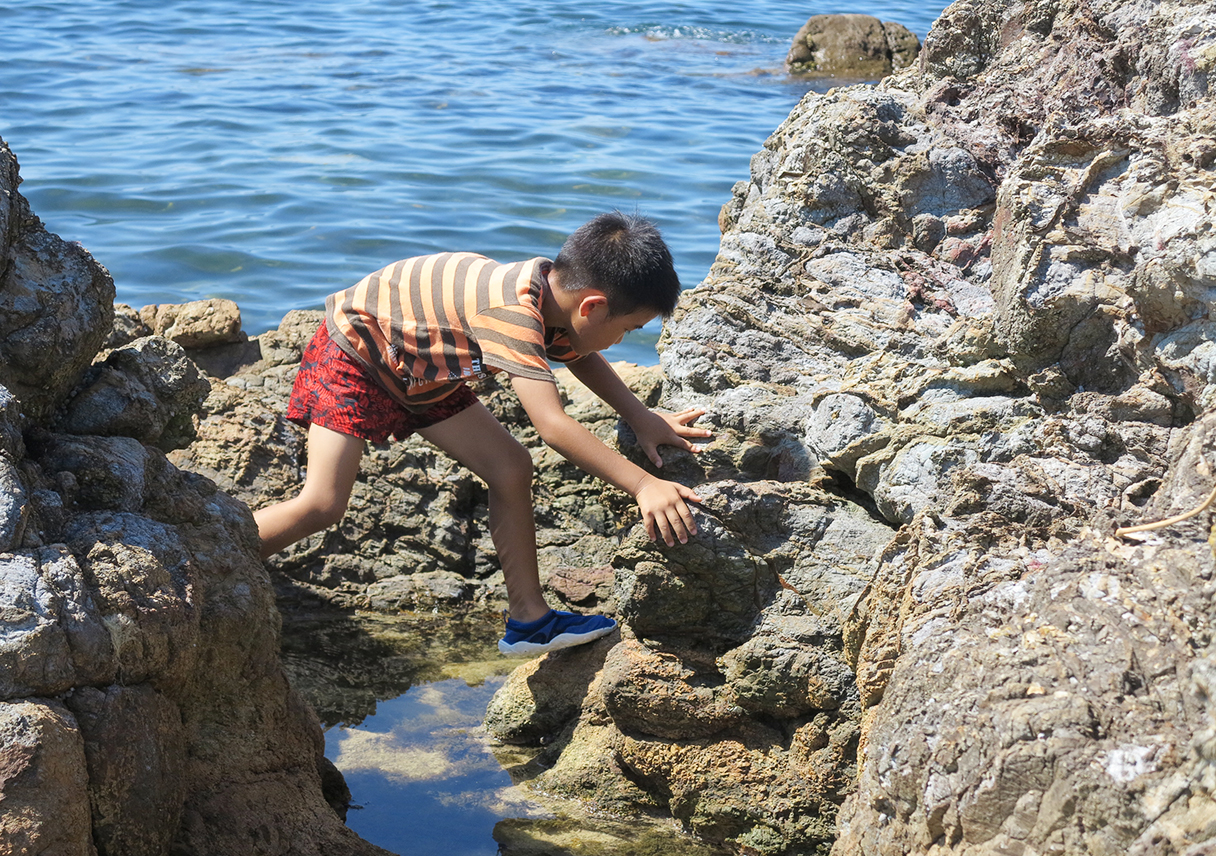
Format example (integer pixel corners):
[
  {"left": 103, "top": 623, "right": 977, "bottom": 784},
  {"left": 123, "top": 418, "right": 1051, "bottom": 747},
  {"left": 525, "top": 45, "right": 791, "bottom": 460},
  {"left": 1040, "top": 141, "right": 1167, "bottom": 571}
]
[{"left": 499, "top": 609, "right": 617, "bottom": 656}]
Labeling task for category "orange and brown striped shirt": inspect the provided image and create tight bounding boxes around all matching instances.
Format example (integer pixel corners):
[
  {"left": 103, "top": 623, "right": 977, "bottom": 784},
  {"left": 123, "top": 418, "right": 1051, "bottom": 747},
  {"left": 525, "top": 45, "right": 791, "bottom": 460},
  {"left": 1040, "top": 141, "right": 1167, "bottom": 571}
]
[{"left": 325, "top": 252, "right": 581, "bottom": 412}]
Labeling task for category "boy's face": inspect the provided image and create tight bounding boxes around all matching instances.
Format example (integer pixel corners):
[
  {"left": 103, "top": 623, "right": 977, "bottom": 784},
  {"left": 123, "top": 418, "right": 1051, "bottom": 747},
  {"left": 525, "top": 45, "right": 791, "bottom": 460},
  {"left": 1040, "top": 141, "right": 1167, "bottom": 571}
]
[{"left": 569, "top": 298, "right": 656, "bottom": 356}]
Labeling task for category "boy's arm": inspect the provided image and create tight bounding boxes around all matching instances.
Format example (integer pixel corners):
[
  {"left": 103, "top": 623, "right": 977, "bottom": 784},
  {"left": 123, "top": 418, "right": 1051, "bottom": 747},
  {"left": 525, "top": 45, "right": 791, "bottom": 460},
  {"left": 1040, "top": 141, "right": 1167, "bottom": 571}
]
[
  {"left": 511, "top": 374, "right": 701, "bottom": 546},
  {"left": 565, "top": 353, "right": 711, "bottom": 467}
]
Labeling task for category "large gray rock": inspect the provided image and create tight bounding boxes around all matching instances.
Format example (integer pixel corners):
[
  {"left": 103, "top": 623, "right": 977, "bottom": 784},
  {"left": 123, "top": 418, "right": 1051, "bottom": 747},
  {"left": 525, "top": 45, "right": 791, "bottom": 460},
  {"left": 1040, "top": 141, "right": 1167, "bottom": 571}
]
[
  {"left": 56, "top": 336, "right": 211, "bottom": 451},
  {"left": 0, "top": 141, "right": 392, "bottom": 856},
  {"left": 646, "top": 0, "right": 1216, "bottom": 853},
  {"left": 0, "top": 139, "right": 114, "bottom": 423},
  {"left": 839, "top": 412, "right": 1216, "bottom": 855}
]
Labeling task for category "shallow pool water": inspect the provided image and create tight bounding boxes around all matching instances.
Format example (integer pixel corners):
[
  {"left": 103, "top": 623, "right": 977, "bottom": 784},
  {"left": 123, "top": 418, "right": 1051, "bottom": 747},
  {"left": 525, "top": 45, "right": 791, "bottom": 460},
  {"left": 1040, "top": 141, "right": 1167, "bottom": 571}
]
[{"left": 281, "top": 610, "right": 732, "bottom": 855}]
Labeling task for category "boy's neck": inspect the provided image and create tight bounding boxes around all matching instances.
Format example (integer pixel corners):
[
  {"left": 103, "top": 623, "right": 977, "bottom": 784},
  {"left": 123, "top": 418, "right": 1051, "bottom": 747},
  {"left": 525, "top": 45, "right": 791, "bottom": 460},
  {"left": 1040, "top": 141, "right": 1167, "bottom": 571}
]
[{"left": 540, "top": 265, "right": 581, "bottom": 330}]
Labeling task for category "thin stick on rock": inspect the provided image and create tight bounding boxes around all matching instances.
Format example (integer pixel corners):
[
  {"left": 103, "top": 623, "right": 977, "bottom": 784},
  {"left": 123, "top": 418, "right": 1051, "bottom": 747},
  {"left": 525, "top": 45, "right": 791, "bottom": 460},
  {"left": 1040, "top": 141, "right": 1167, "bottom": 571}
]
[{"left": 1115, "top": 483, "right": 1216, "bottom": 538}]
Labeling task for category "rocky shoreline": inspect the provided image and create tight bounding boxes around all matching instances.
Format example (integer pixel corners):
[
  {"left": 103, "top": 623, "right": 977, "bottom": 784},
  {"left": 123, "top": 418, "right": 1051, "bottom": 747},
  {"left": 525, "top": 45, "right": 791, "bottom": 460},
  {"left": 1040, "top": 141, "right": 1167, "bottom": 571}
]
[{"left": 3, "top": 0, "right": 1216, "bottom": 854}]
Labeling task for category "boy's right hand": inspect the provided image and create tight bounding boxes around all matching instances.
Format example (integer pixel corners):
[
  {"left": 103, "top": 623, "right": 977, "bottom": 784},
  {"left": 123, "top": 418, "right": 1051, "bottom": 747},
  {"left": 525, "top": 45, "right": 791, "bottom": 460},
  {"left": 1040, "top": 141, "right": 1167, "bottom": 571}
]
[{"left": 633, "top": 474, "right": 702, "bottom": 546}]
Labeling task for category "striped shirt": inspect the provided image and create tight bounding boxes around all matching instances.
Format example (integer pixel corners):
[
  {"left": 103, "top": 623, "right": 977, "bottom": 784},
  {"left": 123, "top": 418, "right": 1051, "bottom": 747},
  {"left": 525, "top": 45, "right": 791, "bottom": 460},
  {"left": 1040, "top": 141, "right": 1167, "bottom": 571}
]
[{"left": 325, "top": 252, "right": 581, "bottom": 412}]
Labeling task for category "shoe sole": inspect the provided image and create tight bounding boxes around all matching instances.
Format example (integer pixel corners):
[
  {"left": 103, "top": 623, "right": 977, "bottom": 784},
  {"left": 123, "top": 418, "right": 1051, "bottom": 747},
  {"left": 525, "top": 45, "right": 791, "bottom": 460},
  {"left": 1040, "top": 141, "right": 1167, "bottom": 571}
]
[{"left": 498, "top": 623, "right": 616, "bottom": 656}]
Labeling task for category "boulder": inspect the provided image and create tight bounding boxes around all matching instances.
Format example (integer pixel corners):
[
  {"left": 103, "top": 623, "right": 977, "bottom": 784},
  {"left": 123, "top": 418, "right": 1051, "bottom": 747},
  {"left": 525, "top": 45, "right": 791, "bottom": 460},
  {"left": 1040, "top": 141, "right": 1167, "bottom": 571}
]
[
  {"left": 139, "top": 297, "right": 243, "bottom": 349},
  {"left": 786, "top": 14, "right": 920, "bottom": 78},
  {"left": 56, "top": 336, "right": 211, "bottom": 451},
  {"left": 0, "top": 136, "right": 391, "bottom": 856},
  {"left": 0, "top": 699, "right": 94, "bottom": 855},
  {"left": 0, "top": 140, "right": 114, "bottom": 423}
]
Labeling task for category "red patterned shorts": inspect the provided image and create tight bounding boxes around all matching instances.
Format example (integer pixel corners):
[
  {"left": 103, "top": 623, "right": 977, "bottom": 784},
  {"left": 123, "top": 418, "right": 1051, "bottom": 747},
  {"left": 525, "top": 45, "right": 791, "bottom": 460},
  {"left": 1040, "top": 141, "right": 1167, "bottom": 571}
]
[{"left": 286, "top": 323, "right": 477, "bottom": 444}]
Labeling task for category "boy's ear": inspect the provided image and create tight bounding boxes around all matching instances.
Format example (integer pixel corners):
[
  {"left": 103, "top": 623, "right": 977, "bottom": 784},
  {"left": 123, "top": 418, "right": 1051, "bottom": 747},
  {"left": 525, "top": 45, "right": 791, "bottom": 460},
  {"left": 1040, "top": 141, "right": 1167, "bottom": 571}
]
[{"left": 577, "top": 293, "right": 610, "bottom": 319}]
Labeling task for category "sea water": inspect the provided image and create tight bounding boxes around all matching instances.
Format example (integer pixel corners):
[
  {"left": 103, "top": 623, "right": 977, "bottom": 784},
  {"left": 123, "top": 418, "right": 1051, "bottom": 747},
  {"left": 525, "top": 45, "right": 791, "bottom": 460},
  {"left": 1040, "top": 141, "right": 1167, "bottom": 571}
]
[
  {"left": 2, "top": 0, "right": 946, "bottom": 365},
  {"left": 2, "top": 2, "right": 951, "bottom": 852}
]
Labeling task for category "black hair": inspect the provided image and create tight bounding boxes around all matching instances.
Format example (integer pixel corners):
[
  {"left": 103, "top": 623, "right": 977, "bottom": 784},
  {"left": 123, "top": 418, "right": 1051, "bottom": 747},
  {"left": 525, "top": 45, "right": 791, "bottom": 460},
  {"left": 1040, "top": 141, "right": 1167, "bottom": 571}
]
[{"left": 551, "top": 211, "right": 681, "bottom": 317}]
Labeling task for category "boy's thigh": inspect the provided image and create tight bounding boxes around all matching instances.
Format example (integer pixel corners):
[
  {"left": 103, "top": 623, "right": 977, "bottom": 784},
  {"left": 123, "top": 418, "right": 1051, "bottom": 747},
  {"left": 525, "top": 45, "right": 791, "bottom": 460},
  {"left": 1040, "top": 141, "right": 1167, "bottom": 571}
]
[{"left": 418, "top": 400, "right": 530, "bottom": 482}]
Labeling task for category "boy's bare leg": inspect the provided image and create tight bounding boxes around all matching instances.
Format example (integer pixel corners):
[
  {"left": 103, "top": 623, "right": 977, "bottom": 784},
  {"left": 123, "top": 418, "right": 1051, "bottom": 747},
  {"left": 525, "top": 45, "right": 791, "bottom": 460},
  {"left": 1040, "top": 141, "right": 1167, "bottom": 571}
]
[
  {"left": 253, "top": 422, "right": 366, "bottom": 559},
  {"left": 419, "top": 401, "right": 550, "bottom": 624}
]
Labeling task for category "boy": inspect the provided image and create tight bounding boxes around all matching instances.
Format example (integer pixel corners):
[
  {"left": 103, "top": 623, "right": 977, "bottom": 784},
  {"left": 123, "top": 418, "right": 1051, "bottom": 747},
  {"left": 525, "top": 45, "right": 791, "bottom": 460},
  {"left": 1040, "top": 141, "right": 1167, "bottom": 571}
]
[{"left": 254, "top": 212, "right": 711, "bottom": 656}]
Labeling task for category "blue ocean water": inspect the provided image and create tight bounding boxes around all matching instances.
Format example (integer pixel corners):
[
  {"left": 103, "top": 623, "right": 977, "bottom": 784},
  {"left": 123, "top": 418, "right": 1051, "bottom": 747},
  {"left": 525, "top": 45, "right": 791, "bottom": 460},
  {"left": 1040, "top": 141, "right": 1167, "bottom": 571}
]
[{"left": 1, "top": 0, "right": 946, "bottom": 365}]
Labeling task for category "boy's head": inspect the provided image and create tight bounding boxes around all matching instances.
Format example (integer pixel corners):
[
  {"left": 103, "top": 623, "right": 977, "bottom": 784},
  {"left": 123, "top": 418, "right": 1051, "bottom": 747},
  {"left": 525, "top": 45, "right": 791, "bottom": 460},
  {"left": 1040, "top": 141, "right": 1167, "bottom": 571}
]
[{"left": 551, "top": 211, "right": 681, "bottom": 318}]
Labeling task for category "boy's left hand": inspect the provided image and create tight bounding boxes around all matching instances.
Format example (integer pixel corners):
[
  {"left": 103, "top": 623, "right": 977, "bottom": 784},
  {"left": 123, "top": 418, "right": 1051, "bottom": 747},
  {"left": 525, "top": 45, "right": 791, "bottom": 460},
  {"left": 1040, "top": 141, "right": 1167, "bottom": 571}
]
[{"left": 631, "top": 408, "right": 712, "bottom": 468}]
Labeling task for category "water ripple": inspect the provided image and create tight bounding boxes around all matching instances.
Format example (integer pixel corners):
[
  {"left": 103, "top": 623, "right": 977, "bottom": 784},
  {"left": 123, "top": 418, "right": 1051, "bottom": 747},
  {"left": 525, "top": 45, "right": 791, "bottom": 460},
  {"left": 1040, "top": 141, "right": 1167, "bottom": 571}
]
[{"left": 1, "top": 0, "right": 948, "bottom": 364}]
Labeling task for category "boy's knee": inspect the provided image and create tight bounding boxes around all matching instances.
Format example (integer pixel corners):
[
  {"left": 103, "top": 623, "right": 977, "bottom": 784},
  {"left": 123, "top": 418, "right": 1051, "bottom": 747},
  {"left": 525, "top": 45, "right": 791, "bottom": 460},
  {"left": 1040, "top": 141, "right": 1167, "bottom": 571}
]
[
  {"left": 490, "top": 442, "right": 534, "bottom": 492},
  {"left": 300, "top": 494, "right": 349, "bottom": 531}
]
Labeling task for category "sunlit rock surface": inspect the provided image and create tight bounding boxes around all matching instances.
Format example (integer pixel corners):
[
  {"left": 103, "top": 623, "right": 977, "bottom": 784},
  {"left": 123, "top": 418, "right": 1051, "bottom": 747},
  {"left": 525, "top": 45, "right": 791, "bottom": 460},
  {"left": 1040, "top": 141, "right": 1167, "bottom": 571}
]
[
  {"left": 785, "top": 14, "right": 920, "bottom": 79},
  {"left": 651, "top": 0, "right": 1216, "bottom": 852}
]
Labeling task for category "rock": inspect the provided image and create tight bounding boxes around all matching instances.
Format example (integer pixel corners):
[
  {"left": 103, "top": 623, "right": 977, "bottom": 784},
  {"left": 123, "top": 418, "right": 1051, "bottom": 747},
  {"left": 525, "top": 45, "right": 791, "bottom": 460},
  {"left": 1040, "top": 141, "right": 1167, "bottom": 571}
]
[
  {"left": 0, "top": 140, "right": 114, "bottom": 423},
  {"left": 786, "top": 14, "right": 920, "bottom": 78},
  {"left": 56, "top": 336, "right": 211, "bottom": 451},
  {"left": 66, "top": 684, "right": 186, "bottom": 856},
  {"left": 493, "top": 815, "right": 732, "bottom": 856},
  {"left": 646, "top": 0, "right": 1216, "bottom": 852},
  {"left": 484, "top": 635, "right": 615, "bottom": 745},
  {"left": 612, "top": 509, "right": 776, "bottom": 647},
  {"left": 362, "top": 570, "right": 474, "bottom": 611},
  {"left": 600, "top": 638, "right": 746, "bottom": 740},
  {"left": 0, "top": 387, "right": 27, "bottom": 553},
  {"left": 0, "top": 547, "right": 116, "bottom": 698},
  {"left": 719, "top": 617, "right": 856, "bottom": 718},
  {"left": 139, "top": 297, "right": 243, "bottom": 349},
  {"left": 545, "top": 564, "right": 614, "bottom": 606},
  {"left": 106, "top": 303, "right": 152, "bottom": 349},
  {"left": 0, "top": 699, "right": 94, "bottom": 855},
  {"left": 0, "top": 137, "right": 391, "bottom": 856},
  {"left": 489, "top": 479, "right": 889, "bottom": 853}
]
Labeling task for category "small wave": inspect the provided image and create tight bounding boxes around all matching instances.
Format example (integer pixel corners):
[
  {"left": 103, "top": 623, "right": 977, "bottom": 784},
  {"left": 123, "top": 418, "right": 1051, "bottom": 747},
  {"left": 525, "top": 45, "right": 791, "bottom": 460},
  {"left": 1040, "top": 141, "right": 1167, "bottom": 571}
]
[{"left": 604, "top": 24, "right": 783, "bottom": 45}]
